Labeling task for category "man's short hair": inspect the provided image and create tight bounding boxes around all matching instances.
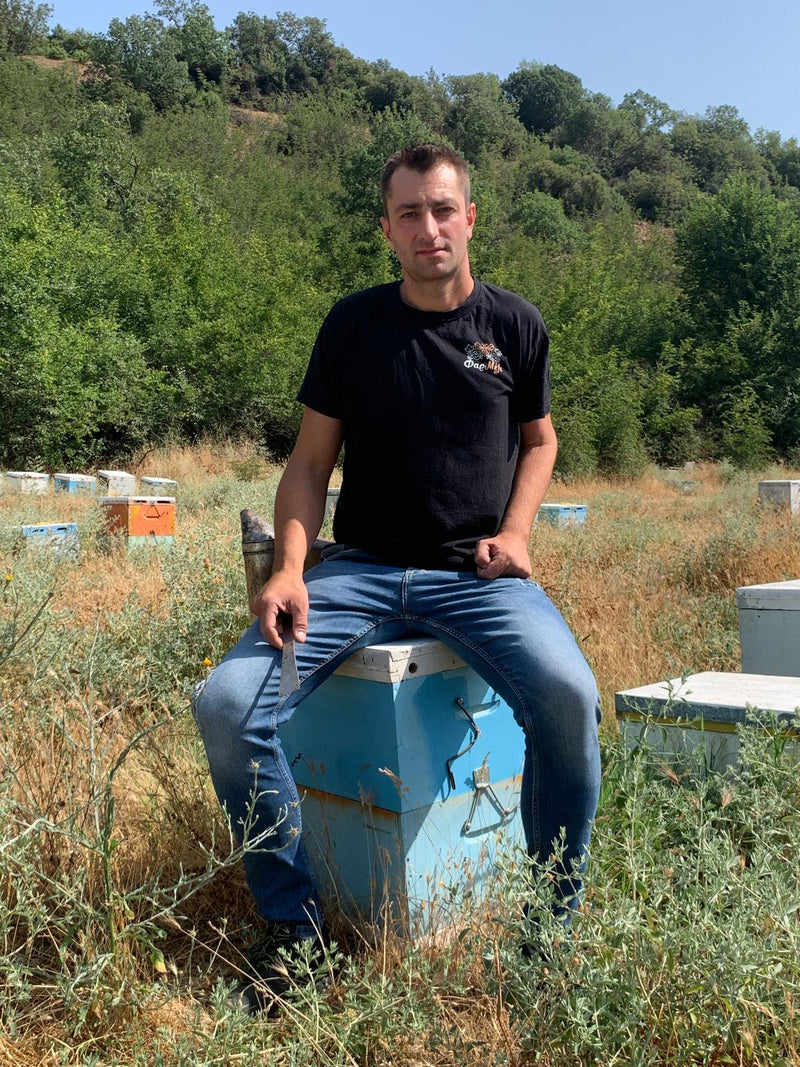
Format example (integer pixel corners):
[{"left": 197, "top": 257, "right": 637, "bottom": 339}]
[{"left": 380, "top": 143, "right": 471, "bottom": 213}]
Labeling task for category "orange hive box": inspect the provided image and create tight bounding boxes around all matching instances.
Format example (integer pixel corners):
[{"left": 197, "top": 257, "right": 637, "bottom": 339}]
[{"left": 100, "top": 496, "right": 176, "bottom": 547}]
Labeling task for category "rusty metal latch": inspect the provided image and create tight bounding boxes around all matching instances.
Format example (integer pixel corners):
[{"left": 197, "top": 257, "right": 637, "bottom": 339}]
[{"left": 462, "top": 756, "right": 518, "bottom": 834}]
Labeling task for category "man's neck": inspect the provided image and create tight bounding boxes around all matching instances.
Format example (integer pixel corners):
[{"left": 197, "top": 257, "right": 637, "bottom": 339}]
[{"left": 399, "top": 274, "right": 475, "bottom": 312}]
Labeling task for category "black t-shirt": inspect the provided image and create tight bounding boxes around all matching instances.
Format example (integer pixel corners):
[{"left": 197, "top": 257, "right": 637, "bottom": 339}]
[{"left": 297, "top": 279, "right": 551, "bottom": 570}]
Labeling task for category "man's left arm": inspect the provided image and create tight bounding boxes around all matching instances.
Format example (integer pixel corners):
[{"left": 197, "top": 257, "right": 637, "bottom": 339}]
[{"left": 475, "top": 415, "right": 558, "bottom": 580}]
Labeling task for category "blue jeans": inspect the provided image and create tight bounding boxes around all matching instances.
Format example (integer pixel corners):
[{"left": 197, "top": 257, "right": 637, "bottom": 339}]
[{"left": 193, "top": 551, "right": 601, "bottom": 925}]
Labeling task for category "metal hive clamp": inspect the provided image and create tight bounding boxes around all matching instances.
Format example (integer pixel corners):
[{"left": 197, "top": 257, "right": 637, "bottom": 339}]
[{"left": 462, "top": 755, "right": 518, "bottom": 834}]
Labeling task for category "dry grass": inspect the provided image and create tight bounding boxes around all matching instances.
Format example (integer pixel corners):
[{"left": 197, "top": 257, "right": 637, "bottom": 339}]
[
  {"left": 536, "top": 462, "right": 800, "bottom": 714},
  {"left": 1, "top": 447, "right": 800, "bottom": 1063}
]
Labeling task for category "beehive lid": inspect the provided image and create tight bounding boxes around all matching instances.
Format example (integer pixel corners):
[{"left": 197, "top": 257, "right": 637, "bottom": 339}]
[
  {"left": 335, "top": 637, "right": 466, "bottom": 683},
  {"left": 735, "top": 579, "right": 800, "bottom": 610},
  {"left": 99, "top": 496, "right": 175, "bottom": 504},
  {"left": 616, "top": 671, "right": 800, "bottom": 724}
]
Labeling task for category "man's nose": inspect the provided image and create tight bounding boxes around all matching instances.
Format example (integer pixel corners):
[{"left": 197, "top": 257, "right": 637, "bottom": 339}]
[{"left": 419, "top": 210, "right": 438, "bottom": 239}]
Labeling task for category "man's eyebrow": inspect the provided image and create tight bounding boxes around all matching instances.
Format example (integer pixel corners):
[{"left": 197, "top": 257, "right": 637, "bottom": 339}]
[{"left": 394, "top": 197, "right": 458, "bottom": 211}]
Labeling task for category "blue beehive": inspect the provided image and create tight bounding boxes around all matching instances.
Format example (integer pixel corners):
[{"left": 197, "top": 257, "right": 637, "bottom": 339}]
[
  {"left": 54, "top": 473, "right": 96, "bottom": 494},
  {"left": 279, "top": 637, "right": 524, "bottom": 931},
  {"left": 537, "top": 503, "right": 588, "bottom": 527},
  {"left": 21, "top": 522, "right": 80, "bottom": 561}
]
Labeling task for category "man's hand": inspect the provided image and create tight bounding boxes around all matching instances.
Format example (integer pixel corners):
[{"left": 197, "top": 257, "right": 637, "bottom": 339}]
[
  {"left": 475, "top": 532, "right": 532, "bottom": 580},
  {"left": 251, "top": 572, "right": 309, "bottom": 648}
]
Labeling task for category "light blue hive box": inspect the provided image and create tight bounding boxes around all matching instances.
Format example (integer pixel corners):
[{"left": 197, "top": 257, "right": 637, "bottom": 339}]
[
  {"left": 140, "top": 476, "right": 178, "bottom": 494},
  {"left": 537, "top": 503, "right": 587, "bottom": 527},
  {"left": 21, "top": 522, "right": 80, "bottom": 561},
  {"left": 54, "top": 473, "right": 96, "bottom": 494},
  {"left": 279, "top": 636, "right": 524, "bottom": 932}
]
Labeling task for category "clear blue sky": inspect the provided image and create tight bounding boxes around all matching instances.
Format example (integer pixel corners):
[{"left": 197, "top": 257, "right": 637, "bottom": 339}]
[{"left": 48, "top": 0, "right": 800, "bottom": 142}]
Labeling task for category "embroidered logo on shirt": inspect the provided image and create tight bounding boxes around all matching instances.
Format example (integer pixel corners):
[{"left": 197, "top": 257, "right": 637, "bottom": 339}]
[{"left": 464, "top": 341, "right": 503, "bottom": 375}]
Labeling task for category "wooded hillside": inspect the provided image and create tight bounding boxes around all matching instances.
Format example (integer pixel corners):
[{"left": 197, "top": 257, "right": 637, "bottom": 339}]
[{"left": 3, "top": 0, "right": 800, "bottom": 475}]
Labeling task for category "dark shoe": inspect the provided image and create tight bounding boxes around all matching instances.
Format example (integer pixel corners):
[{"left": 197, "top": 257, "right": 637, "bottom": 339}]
[{"left": 229, "top": 921, "right": 328, "bottom": 1016}]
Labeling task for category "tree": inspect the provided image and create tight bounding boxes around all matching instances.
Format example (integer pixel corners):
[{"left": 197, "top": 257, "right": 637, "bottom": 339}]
[
  {"left": 508, "top": 190, "right": 581, "bottom": 247},
  {"left": 226, "top": 12, "right": 288, "bottom": 102},
  {"left": 445, "top": 72, "right": 525, "bottom": 164},
  {"left": 756, "top": 129, "right": 800, "bottom": 194},
  {"left": 669, "top": 105, "right": 768, "bottom": 193},
  {"left": 89, "top": 13, "right": 194, "bottom": 111},
  {"left": 502, "top": 61, "right": 584, "bottom": 136},
  {"left": 618, "top": 90, "right": 678, "bottom": 133},
  {"left": 156, "top": 0, "right": 228, "bottom": 87},
  {"left": 50, "top": 101, "right": 139, "bottom": 216},
  {"left": 675, "top": 177, "right": 800, "bottom": 455},
  {"left": 676, "top": 175, "right": 800, "bottom": 337},
  {"left": 0, "top": 0, "right": 50, "bottom": 55},
  {"left": 555, "top": 95, "right": 640, "bottom": 177}
]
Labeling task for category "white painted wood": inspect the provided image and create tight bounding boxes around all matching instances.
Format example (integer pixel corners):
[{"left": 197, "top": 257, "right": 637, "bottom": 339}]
[
  {"left": 616, "top": 671, "right": 800, "bottom": 721},
  {"left": 6, "top": 472, "right": 49, "bottom": 494},
  {"left": 97, "top": 470, "right": 136, "bottom": 496},
  {"left": 335, "top": 637, "right": 466, "bottom": 683},
  {"left": 616, "top": 671, "right": 800, "bottom": 770}
]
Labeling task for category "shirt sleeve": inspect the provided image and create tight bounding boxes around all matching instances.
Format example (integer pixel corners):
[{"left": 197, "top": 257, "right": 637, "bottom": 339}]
[
  {"left": 511, "top": 306, "right": 551, "bottom": 423},
  {"left": 296, "top": 303, "right": 346, "bottom": 419}
]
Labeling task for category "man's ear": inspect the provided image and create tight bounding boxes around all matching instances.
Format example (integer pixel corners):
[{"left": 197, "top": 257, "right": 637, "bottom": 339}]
[
  {"left": 380, "top": 216, "right": 392, "bottom": 245},
  {"left": 466, "top": 201, "right": 476, "bottom": 238}
]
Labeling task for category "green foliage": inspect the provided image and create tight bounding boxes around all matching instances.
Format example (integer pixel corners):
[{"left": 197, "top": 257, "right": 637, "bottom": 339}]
[
  {"left": 502, "top": 60, "right": 585, "bottom": 135},
  {"left": 0, "top": 0, "right": 50, "bottom": 56},
  {"left": 89, "top": 12, "right": 195, "bottom": 112},
  {"left": 508, "top": 189, "right": 582, "bottom": 247},
  {"left": 444, "top": 72, "right": 525, "bottom": 164},
  {"left": 675, "top": 177, "right": 800, "bottom": 457},
  {"left": 670, "top": 105, "right": 769, "bottom": 193},
  {"left": 1, "top": 9, "right": 800, "bottom": 468},
  {"left": 677, "top": 175, "right": 800, "bottom": 337},
  {"left": 717, "top": 386, "right": 773, "bottom": 469},
  {"left": 0, "top": 53, "right": 81, "bottom": 141}
]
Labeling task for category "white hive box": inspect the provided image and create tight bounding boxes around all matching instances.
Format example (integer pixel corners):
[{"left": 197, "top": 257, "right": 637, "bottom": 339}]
[
  {"left": 6, "top": 472, "right": 50, "bottom": 494},
  {"left": 616, "top": 671, "right": 800, "bottom": 771},
  {"left": 97, "top": 470, "right": 136, "bottom": 496},
  {"left": 736, "top": 579, "right": 800, "bottom": 677},
  {"left": 279, "top": 636, "right": 524, "bottom": 931},
  {"left": 758, "top": 480, "right": 800, "bottom": 514}
]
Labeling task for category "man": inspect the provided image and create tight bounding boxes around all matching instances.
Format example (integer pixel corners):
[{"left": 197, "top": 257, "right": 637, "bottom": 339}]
[{"left": 193, "top": 143, "right": 601, "bottom": 1013}]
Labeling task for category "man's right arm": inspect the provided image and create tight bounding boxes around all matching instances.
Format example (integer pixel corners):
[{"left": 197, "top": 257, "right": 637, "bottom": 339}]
[{"left": 251, "top": 407, "right": 343, "bottom": 648}]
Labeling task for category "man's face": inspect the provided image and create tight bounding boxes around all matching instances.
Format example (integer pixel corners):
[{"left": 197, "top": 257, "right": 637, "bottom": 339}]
[{"left": 380, "top": 164, "right": 476, "bottom": 288}]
